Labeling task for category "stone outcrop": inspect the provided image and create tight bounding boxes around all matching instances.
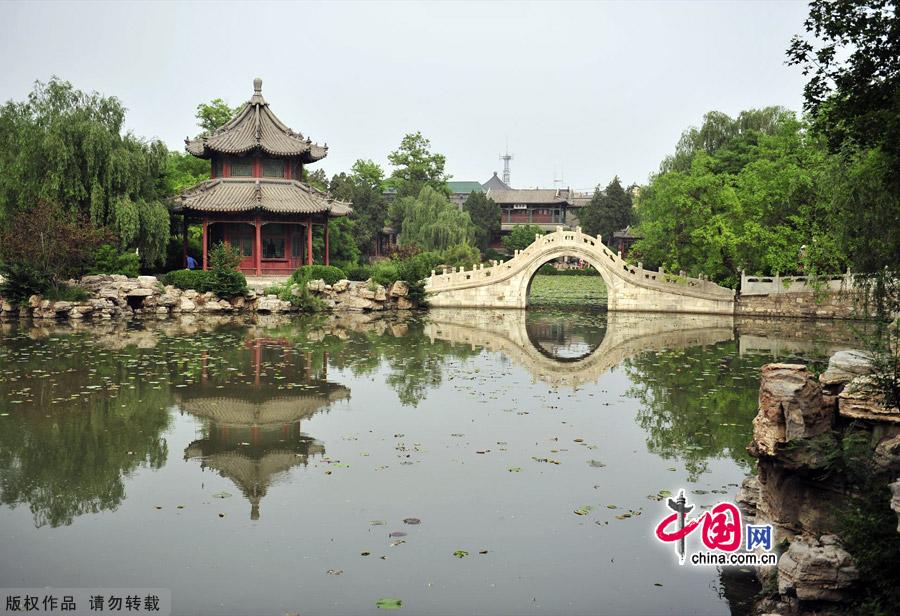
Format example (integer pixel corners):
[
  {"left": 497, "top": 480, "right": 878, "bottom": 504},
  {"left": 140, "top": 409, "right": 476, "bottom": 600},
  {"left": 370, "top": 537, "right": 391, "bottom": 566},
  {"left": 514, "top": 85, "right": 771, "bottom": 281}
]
[
  {"left": 0, "top": 275, "right": 419, "bottom": 320},
  {"left": 777, "top": 535, "right": 859, "bottom": 602},
  {"left": 742, "top": 353, "right": 900, "bottom": 614}
]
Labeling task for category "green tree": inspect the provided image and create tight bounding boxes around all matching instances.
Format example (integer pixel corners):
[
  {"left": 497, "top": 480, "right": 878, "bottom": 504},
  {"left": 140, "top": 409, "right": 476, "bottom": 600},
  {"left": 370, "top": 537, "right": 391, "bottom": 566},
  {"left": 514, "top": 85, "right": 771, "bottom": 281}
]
[
  {"left": 390, "top": 186, "right": 474, "bottom": 251},
  {"left": 580, "top": 176, "right": 634, "bottom": 240},
  {"left": 195, "top": 98, "right": 242, "bottom": 135},
  {"left": 164, "top": 151, "right": 210, "bottom": 194},
  {"left": 502, "top": 224, "right": 545, "bottom": 253},
  {"left": 0, "top": 78, "right": 170, "bottom": 267},
  {"left": 330, "top": 159, "right": 388, "bottom": 256},
  {"left": 387, "top": 132, "right": 450, "bottom": 198},
  {"left": 462, "top": 192, "right": 499, "bottom": 252}
]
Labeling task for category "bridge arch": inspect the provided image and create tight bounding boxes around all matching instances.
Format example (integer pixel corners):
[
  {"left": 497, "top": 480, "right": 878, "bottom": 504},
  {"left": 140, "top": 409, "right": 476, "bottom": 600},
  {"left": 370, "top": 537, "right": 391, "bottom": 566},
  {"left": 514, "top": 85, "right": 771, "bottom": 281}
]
[
  {"left": 519, "top": 244, "right": 612, "bottom": 309},
  {"left": 425, "top": 228, "right": 735, "bottom": 315}
]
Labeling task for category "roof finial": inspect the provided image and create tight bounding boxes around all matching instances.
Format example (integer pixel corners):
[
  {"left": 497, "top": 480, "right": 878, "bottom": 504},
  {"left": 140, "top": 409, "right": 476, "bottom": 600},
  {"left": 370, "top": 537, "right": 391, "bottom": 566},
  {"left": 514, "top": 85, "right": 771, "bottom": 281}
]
[{"left": 253, "top": 77, "right": 262, "bottom": 94}]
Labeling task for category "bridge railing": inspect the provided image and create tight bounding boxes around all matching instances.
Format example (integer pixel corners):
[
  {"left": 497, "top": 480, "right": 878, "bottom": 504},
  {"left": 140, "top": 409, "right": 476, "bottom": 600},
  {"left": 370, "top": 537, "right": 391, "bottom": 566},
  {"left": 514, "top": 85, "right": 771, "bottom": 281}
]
[
  {"left": 425, "top": 227, "right": 734, "bottom": 298},
  {"left": 739, "top": 270, "right": 855, "bottom": 296}
]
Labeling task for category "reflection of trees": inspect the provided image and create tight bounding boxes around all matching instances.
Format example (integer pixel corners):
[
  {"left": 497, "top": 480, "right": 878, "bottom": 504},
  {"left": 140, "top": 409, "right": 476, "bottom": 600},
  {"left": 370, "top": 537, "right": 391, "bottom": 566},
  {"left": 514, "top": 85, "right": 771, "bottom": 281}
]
[
  {"left": 0, "top": 333, "right": 171, "bottom": 528},
  {"left": 623, "top": 341, "right": 758, "bottom": 480}
]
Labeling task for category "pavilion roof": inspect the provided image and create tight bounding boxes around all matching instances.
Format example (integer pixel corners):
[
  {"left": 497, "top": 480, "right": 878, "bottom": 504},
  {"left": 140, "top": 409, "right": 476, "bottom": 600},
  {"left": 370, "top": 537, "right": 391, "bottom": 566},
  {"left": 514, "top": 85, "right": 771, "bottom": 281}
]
[
  {"left": 185, "top": 78, "right": 328, "bottom": 162},
  {"left": 177, "top": 178, "right": 351, "bottom": 216}
]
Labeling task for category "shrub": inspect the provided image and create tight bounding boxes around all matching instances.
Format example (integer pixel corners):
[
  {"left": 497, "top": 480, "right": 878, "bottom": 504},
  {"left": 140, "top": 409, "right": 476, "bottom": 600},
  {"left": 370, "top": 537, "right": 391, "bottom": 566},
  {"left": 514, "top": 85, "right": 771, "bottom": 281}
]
[
  {"left": 290, "top": 264, "right": 346, "bottom": 286},
  {"left": 207, "top": 242, "right": 247, "bottom": 297},
  {"left": 88, "top": 244, "right": 140, "bottom": 277},
  {"left": 161, "top": 269, "right": 213, "bottom": 291},
  {"left": 265, "top": 281, "right": 324, "bottom": 312},
  {"left": 440, "top": 243, "right": 481, "bottom": 269},
  {"left": 44, "top": 284, "right": 90, "bottom": 302},
  {"left": 344, "top": 263, "right": 373, "bottom": 281},
  {"left": 0, "top": 262, "right": 53, "bottom": 305},
  {"left": 371, "top": 261, "right": 400, "bottom": 287}
]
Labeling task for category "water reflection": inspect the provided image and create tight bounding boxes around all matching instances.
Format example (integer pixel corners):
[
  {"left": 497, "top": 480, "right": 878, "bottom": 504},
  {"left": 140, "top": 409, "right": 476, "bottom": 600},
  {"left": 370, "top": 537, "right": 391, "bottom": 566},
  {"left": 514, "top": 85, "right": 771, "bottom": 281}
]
[{"left": 178, "top": 335, "right": 349, "bottom": 519}]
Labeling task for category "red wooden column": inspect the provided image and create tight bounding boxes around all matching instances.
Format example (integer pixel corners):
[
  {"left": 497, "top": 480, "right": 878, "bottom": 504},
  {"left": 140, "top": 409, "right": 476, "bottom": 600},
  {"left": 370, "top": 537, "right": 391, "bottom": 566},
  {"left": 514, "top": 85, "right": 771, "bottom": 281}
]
[
  {"left": 201, "top": 218, "right": 209, "bottom": 271},
  {"left": 182, "top": 216, "right": 189, "bottom": 267},
  {"left": 324, "top": 219, "right": 330, "bottom": 266},
  {"left": 255, "top": 217, "right": 262, "bottom": 276},
  {"left": 306, "top": 219, "right": 313, "bottom": 265}
]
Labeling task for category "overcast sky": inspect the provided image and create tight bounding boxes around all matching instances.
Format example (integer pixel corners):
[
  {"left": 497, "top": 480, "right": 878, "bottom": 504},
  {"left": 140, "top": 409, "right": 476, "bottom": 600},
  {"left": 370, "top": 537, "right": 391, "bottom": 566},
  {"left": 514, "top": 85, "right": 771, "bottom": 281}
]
[{"left": 2, "top": 1, "right": 810, "bottom": 192}]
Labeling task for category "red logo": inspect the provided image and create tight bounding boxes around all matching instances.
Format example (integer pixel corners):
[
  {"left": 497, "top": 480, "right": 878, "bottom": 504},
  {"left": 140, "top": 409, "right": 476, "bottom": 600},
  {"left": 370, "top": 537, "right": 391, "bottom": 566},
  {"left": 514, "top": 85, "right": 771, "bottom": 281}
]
[{"left": 655, "top": 490, "right": 742, "bottom": 563}]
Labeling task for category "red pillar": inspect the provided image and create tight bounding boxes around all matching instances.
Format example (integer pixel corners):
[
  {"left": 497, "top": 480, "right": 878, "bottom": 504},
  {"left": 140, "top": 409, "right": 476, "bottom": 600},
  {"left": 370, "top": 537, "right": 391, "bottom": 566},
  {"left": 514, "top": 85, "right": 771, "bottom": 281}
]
[
  {"left": 255, "top": 217, "right": 262, "bottom": 276},
  {"left": 182, "top": 217, "right": 189, "bottom": 268},
  {"left": 201, "top": 218, "right": 208, "bottom": 271},
  {"left": 306, "top": 219, "right": 313, "bottom": 265},
  {"left": 324, "top": 219, "right": 330, "bottom": 266}
]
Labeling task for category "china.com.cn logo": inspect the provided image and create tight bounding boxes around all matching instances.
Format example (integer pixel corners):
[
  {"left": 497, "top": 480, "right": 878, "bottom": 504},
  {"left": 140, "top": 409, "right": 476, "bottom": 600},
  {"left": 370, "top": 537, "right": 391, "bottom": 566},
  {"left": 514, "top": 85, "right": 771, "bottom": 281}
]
[{"left": 654, "top": 490, "right": 778, "bottom": 567}]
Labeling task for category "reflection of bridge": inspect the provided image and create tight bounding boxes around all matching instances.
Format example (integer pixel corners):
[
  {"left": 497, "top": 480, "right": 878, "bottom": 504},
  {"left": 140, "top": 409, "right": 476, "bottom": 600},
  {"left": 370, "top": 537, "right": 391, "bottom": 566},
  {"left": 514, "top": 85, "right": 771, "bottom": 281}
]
[
  {"left": 425, "top": 309, "right": 735, "bottom": 388},
  {"left": 425, "top": 228, "right": 735, "bottom": 314}
]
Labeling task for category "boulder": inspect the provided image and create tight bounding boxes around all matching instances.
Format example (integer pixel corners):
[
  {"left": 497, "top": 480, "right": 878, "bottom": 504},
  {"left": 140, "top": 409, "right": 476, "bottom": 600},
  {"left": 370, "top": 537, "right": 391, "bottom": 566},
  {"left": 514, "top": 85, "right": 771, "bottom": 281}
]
[
  {"left": 98, "top": 287, "right": 120, "bottom": 300},
  {"left": 891, "top": 480, "right": 900, "bottom": 533},
  {"left": 126, "top": 287, "right": 153, "bottom": 298},
  {"left": 873, "top": 433, "right": 900, "bottom": 471},
  {"left": 839, "top": 376, "right": 900, "bottom": 423},
  {"left": 752, "top": 364, "right": 833, "bottom": 457},
  {"left": 736, "top": 475, "right": 760, "bottom": 519},
  {"left": 307, "top": 279, "right": 326, "bottom": 293},
  {"left": 158, "top": 294, "right": 178, "bottom": 307},
  {"left": 136, "top": 275, "right": 158, "bottom": 289},
  {"left": 820, "top": 350, "right": 874, "bottom": 387},
  {"left": 388, "top": 280, "right": 409, "bottom": 297},
  {"left": 334, "top": 295, "right": 380, "bottom": 311},
  {"left": 178, "top": 298, "right": 196, "bottom": 312},
  {"left": 332, "top": 279, "right": 350, "bottom": 293},
  {"left": 231, "top": 296, "right": 245, "bottom": 309},
  {"left": 357, "top": 286, "right": 376, "bottom": 300},
  {"left": 777, "top": 535, "right": 859, "bottom": 602},
  {"left": 396, "top": 297, "right": 414, "bottom": 310},
  {"left": 256, "top": 296, "right": 283, "bottom": 313},
  {"left": 52, "top": 301, "right": 73, "bottom": 314},
  {"left": 374, "top": 285, "right": 387, "bottom": 302}
]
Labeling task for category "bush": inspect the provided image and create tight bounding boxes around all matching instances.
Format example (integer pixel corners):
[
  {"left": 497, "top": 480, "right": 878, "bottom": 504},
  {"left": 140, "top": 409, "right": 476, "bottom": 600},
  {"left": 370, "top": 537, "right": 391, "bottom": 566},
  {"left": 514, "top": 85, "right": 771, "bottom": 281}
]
[
  {"left": 370, "top": 261, "right": 400, "bottom": 287},
  {"left": 0, "top": 262, "right": 53, "bottom": 305},
  {"left": 207, "top": 242, "right": 247, "bottom": 297},
  {"left": 344, "top": 263, "right": 373, "bottom": 281},
  {"left": 161, "top": 269, "right": 213, "bottom": 292},
  {"left": 502, "top": 224, "right": 545, "bottom": 252},
  {"left": 439, "top": 244, "right": 481, "bottom": 269},
  {"left": 44, "top": 284, "right": 90, "bottom": 302},
  {"left": 265, "top": 281, "right": 324, "bottom": 312},
  {"left": 536, "top": 263, "right": 601, "bottom": 276},
  {"left": 88, "top": 244, "right": 140, "bottom": 277},
  {"left": 290, "top": 264, "right": 346, "bottom": 286}
]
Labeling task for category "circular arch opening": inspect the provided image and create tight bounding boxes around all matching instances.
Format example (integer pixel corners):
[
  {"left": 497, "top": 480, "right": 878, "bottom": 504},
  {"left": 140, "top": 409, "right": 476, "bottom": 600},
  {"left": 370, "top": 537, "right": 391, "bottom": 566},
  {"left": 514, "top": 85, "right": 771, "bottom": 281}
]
[{"left": 523, "top": 252, "right": 610, "bottom": 310}]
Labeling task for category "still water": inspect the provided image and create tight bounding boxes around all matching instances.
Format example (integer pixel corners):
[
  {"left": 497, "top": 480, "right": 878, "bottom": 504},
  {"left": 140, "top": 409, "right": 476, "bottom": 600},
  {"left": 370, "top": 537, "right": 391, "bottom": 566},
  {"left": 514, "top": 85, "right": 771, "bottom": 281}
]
[{"left": 0, "top": 310, "right": 856, "bottom": 615}]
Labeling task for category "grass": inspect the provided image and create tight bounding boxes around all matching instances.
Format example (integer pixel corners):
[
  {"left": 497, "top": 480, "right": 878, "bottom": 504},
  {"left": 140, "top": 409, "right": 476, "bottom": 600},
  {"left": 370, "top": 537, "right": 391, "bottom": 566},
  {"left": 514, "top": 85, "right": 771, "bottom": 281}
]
[{"left": 528, "top": 274, "right": 608, "bottom": 308}]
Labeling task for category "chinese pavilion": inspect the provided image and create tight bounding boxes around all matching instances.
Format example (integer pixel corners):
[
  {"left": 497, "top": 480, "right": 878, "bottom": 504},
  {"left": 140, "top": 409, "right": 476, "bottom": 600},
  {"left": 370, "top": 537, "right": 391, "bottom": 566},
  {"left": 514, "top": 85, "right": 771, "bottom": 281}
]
[{"left": 176, "top": 78, "right": 351, "bottom": 275}]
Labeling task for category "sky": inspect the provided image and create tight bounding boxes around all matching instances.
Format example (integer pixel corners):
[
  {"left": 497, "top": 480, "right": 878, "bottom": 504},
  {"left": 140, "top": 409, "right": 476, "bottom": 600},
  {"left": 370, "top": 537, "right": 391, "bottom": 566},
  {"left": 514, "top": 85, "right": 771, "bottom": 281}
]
[{"left": 1, "top": 0, "right": 811, "bottom": 192}]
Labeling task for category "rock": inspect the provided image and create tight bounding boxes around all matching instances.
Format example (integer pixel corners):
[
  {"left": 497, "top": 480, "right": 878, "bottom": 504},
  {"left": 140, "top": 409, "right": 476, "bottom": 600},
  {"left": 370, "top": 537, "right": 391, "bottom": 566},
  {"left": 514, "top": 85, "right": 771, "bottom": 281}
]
[
  {"left": 256, "top": 296, "right": 283, "bottom": 313},
  {"left": 388, "top": 280, "right": 409, "bottom": 297},
  {"left": 136, "top": 275, "right": 158, "bottom": 288},
  {"left": 126, "top": 287, "right": 153, "bottom": 297},
  {"left": 873, "top": 434, "right": 900, "bottom": 471},
  {"left": 307, "top": 279, "right": 326, "bottom": 293},
  {"left": 178, "top": 298, "right": 196, "bottom": 312},
  {"left": 184, "top": 289, "right": 198, "bottom": 300},
  {"left": 231, "top": 296, "right": 245, "bottom": 309},
  {"left": 358, "top": 286, "right": 376, "bottom": 300},
  {"left": 820, "top": 350, "right": 874, "bottom": 387},
  {"left": 28, "top": 295, "right": 42, "bottom": 309},
  {"left": 777, "top": 535, "right": 859, "bottom": 602},
  {"left": 752, "top": 364, "right": 833, "bottom": 457},
  {"left": 98, "top": 287, "right": 120, "bottom": 300},
  {"left": 158, "top": 294, "right": 177, "bottom": 307},
  {"left": 332, "top": 279, "right": 350, "bottom": 293},
  {"left": 334, "top": 295, "right": 380, "bottom": 311},
  {"left": 891, "top": 480, "right": 900, "bottom": 533},
  {"left": 374, "top": 285, "right": 387, "bottom": 301},
  {"left": 52, "top": 301, "right": 73, "bottom": 314},
  {"left": 839, "top": 376, "right": 900, "bottom": 423},
  {"left": 396, "top": 296, "right": 414, "bottom": 310},
  {"left": 736, "top": 475, "right": 760, "bottom": 519}
]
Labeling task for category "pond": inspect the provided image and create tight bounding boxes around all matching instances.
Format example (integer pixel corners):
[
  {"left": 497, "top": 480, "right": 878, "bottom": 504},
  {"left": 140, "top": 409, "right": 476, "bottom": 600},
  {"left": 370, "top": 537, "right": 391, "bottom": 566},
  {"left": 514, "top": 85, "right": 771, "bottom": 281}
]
[{"left": 0, "top": 310, "right": 858, "bottom": 615}]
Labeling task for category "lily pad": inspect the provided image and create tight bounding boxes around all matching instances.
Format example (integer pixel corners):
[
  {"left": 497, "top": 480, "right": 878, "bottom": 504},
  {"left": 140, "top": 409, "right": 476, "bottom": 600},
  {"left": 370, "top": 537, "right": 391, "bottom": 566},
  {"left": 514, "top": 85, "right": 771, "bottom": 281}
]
[
  {"left": 574, "top": 505, "right": 593, "bottom": 516},
  {"left": 507, "top": 467, "right": 522, "bottom": 473},
  {"left": 389, "top": 531, "right": 407, "bottom": 538},
  {"left": 453, "top": 550, "right": 469, "bottom": 558},
  {"left": 588, "top": 460, "right": 606, "bottom": 468},
  {"left": 376, "top": 598, "right": 403, "bottom": 610},
  {"left": 402, "top": 518, "right": 420, "bottom": 525},
  {"left": 212, "top": 491, "right": 232, "bottom": 499}
]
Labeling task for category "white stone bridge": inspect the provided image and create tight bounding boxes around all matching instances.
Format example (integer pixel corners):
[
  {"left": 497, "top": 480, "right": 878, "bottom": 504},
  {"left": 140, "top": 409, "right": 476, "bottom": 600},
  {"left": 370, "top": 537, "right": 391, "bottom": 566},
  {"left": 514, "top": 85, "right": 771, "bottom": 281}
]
[{"left": 425, "top": 227, "right": 735, "bottom": 314}]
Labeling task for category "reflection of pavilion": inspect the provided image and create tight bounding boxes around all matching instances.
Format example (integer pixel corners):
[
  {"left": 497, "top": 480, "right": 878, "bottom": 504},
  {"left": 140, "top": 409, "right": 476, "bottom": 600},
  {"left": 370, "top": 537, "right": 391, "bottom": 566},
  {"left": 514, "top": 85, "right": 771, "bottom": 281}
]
[{"left": 179, "top": 336, "right": 350, "bottom": 519}]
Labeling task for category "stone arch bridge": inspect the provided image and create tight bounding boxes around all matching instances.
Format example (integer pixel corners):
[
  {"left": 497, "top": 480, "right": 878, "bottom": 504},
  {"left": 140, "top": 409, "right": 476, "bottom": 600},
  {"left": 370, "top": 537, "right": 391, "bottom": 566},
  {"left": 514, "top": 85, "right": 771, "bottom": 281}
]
[{"left": 425, "top": 227, "right": 735, "bottom": 314}]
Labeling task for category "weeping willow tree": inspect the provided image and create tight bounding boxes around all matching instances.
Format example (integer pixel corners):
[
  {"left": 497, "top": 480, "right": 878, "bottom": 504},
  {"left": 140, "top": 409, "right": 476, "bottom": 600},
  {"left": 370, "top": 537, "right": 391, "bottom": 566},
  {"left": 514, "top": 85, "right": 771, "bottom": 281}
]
[
  {"left": 390, "top": 185, "right": 475, "bottom": 250},
  {"left": 0, "top": 78, "right": 170, "bottom": 267}
]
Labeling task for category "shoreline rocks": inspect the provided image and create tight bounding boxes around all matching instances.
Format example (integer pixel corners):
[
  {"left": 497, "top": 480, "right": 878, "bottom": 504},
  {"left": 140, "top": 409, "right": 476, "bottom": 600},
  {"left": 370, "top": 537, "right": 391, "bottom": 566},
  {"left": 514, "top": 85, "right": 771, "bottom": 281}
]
[{"left": 0, "top": 274, "right": 419, "bottom": 320}]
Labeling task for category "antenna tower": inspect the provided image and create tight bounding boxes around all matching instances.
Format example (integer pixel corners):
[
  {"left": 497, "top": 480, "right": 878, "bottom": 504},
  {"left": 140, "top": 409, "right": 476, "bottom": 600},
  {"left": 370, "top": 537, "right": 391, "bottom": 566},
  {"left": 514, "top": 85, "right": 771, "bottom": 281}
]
[{"left": 499, "top": 142, "right": 513, "bottom": 186}]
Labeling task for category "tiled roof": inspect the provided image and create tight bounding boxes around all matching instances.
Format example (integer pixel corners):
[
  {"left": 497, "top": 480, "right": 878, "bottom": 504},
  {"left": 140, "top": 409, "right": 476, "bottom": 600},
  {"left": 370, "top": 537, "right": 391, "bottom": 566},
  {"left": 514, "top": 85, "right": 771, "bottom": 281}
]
[
  {"left": 482, "top": 172, "right": 510, "bottom": 191},
  {"left": 178, "top": 178, "right": 351, "bottom": 216},
  {"left": 486, "top": 187, "right": 572, "bottom": 205},
  {"left": 185, "top": 78, "right": 328, "bottom": 162},
  {"left": 447, "top": 181, "right": 484, "bottom": 194}
]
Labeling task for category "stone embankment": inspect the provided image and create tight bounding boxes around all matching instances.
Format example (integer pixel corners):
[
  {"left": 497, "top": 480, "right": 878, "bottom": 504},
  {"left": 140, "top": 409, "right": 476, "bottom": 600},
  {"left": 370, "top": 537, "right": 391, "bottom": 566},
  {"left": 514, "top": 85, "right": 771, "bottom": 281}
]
[
  {"left": 0, "top": 275, "right": 415, "bottom": 320},
  {"left": 740, "top": 350, "right": 899, "bottom": 614}
]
